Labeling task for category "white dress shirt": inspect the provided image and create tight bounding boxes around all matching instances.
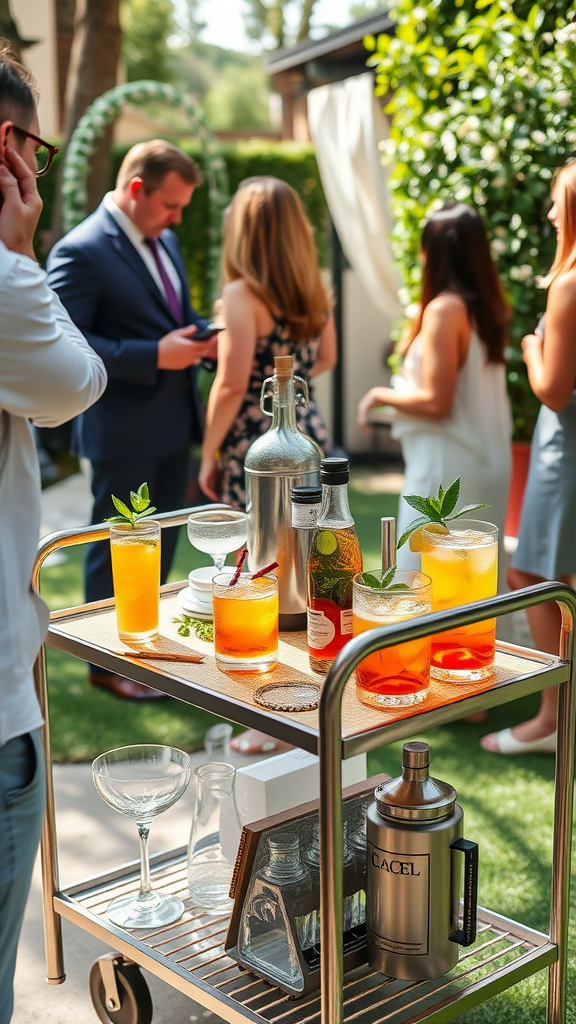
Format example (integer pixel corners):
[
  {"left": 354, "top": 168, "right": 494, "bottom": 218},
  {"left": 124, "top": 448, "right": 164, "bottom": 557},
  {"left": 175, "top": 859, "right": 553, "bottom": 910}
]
[
  {"left": 0, "top": 243, "right": 107, "bottom": 747},
  {"left": 103, "top": 192, "right": 182, "bottom": 301}
]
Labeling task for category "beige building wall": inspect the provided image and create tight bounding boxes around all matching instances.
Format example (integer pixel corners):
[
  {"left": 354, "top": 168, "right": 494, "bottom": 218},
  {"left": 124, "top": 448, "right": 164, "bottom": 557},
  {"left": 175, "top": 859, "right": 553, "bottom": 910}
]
[{"left": 13, "top": 0, "right": 59, "bottom": 137}]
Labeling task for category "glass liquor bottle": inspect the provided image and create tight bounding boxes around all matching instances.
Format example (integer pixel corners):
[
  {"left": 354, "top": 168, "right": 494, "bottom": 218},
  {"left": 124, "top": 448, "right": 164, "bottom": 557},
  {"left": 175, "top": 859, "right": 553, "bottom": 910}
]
[
  {"left": 303, "top": 819, "right": 363, "bottom": 946},
  {"left": 237, "top": 834, "right": 315, "bottom": 992},
  {"left": 307, "top": 457, "right": 363, "bottom": 673}
]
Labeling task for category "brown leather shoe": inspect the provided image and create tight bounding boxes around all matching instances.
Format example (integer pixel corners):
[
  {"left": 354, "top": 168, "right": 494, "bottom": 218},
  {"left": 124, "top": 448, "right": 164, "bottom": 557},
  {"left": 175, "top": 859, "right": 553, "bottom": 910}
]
[{"left": 88, "top": 670, "right": 167, "bottom": 701}]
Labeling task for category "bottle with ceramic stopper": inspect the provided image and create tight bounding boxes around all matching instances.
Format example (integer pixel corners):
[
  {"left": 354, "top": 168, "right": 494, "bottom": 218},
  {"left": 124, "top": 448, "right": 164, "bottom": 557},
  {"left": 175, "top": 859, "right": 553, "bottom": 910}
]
[{"left": 245, "top": 355, "right": 322, "bottom": 630}]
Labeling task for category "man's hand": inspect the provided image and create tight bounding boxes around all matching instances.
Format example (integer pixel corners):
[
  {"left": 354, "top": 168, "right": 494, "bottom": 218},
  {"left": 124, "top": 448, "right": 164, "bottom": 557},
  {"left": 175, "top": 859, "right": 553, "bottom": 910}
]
[
  {"left": 157, "top": 325, "right": 218, "bottom": 369},
  {"left": 0, "top": 145, "right": 42, "bottom": 259}
]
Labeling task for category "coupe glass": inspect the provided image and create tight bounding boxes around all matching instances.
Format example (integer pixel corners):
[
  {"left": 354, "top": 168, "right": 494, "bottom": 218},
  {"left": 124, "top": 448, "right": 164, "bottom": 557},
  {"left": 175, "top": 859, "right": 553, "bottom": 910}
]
[
  {"left": 92, "top": 745, "right": 191, "bottom": 929},
  {"left": 187, "top": 509, "right": 249, "bottom": 572}
]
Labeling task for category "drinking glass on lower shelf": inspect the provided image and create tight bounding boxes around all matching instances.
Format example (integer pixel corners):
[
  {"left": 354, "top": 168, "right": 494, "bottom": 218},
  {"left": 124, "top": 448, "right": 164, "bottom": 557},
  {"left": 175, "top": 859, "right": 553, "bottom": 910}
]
[
  {"left": 187, "top": 762, "right": 241, "bottom": 913},
  {"left": 353, "top": 570, "right": 432, "bottom": 708},
  {"left": 92, "top": 745, "right": 191, "bottom": 929}
]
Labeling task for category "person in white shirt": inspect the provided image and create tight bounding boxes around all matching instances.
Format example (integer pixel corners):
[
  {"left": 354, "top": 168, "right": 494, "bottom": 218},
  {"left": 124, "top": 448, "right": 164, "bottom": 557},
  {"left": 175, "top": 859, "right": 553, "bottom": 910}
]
[{"left": 0, "top": 45, "right": 107, "bottom": 1024}]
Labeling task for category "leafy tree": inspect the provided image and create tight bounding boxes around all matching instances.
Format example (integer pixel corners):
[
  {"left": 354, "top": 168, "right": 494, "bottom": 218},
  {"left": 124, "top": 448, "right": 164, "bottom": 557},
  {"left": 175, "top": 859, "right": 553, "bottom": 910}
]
[
  {"left": 203, "top": 65, "right": 271, "bottom": 131},
  {"left": 52, "top": 0, "right": 121, "bottom": 237},
  {"left": 244, "top": 0, "right": 320, "bottom": 50},
  {"left": 121, "top": 0, "right": 175, "bottom": 82},
  {"left": 367, "top": 0, "right": 576, "bottom": 440}
]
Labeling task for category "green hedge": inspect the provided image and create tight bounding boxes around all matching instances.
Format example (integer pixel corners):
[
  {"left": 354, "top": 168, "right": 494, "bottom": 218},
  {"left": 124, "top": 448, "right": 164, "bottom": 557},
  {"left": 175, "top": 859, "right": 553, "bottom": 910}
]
[{"left": 38, "top": 140, "right": 329, "bottom": 317}]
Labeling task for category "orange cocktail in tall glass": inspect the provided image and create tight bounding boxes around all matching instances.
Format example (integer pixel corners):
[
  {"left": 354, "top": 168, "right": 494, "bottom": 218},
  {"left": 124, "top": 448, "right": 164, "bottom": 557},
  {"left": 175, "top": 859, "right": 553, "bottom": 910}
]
[
  {"left": 110, "top": 521, "right": 161, "bottom": 643},
  {"left": 420, "top": 519, "right": 498, "bottom": 682},
  {"left": 213, "top": 572, "right": 278, "bottom": 673},
  {"left": 353, "top": 570, "right": 432, "bottom": 708}
]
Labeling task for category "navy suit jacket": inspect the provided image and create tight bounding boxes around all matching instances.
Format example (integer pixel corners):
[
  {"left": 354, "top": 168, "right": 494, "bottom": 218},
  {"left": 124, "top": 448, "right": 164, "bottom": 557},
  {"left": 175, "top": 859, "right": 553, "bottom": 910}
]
[{"left": 46, "top": 202, "right": 209, "bottom": 463}]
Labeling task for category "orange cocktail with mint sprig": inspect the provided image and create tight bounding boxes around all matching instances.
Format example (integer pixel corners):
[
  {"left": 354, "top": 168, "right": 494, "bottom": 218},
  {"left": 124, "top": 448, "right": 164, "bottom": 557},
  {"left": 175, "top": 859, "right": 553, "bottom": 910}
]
[
  {"left": 398, "top": 478, "right": 497, "bottom": 682},
  {"left": 106, "top": 482, "right": 161, "bottom": 643}
]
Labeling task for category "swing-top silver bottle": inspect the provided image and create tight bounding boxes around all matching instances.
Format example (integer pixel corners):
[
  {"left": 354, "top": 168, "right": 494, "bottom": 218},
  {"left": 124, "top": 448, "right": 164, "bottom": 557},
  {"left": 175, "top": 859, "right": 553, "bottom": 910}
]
[{"left": 245, "top": 355, "right": 321, "bottom": 630}]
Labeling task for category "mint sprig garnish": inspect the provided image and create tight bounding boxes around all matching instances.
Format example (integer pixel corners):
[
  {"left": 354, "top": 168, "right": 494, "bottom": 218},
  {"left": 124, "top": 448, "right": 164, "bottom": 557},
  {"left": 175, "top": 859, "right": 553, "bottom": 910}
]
[
  {"left": 105, "top": 482, "right": 157, "bottom": 528},
  {"left": 397, "top": 478, "right": 489, "bottom": 549},
  {"left": 361, "top": 564, "right": 412, "bottom": 592}
]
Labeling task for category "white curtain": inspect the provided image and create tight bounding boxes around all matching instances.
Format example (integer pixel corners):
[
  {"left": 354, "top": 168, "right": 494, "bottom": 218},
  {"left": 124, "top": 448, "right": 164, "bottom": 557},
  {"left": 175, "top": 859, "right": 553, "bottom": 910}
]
[{"left": 307, "top": 73, "right": 401, "bottom": 319}]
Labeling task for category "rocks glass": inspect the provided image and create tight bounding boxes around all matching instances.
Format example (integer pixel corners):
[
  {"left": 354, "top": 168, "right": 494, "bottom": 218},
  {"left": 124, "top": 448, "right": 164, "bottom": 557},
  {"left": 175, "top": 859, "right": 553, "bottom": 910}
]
[
  {"left": 212, "top": 571, "right": 279, "bottom": 673},
  {"left": 353, "top": 570, "right": 432, "bottom": 708},
  {"left": 420, "top": 519, "right": 498, "bottom": 682}
]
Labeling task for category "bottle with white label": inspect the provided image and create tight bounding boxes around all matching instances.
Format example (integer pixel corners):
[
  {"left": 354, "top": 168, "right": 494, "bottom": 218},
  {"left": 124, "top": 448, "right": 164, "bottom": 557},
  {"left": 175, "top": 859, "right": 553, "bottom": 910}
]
[{"left": 307, "top": 457, "right": 362, "bottom": 674}]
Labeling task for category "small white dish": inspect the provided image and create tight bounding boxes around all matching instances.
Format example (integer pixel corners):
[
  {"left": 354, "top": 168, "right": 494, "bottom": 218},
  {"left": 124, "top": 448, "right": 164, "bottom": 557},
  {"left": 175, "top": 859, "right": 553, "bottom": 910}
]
[
  {"left": 188, "top": 566, "right": 219, "bottom": 591},
  {"left": 177, "top": 587, "right": 213, "bottom": 621}
]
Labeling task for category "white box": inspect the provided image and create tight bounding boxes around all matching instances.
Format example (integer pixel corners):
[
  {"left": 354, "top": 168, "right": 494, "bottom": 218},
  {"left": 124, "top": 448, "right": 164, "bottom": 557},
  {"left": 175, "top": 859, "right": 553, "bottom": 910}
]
[{"left": 235, "top": 749, "right": 367, "bottom": 824}]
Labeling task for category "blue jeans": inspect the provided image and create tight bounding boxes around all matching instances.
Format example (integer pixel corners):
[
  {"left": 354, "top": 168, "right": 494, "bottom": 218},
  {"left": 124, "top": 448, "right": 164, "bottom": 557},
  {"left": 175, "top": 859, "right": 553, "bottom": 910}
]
[{"left": 0, "top": 730, "right": 45, "bottom": 1024}]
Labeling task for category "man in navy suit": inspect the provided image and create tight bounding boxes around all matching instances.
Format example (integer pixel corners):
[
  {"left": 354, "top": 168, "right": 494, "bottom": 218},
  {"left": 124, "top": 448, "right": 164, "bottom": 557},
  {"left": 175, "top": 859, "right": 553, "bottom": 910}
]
[{"left": 48, "top": 140, "right": 218, "bottom": 699}]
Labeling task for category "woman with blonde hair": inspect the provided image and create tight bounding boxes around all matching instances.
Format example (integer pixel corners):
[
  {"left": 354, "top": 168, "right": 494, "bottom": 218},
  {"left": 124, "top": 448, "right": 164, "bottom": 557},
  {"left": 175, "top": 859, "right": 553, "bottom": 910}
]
[
  {"left": 482, "top": 162, "right": 576, "bottom": 754},
  {"left": 199, "top": 176, "right": 336, "bottom": 507}
]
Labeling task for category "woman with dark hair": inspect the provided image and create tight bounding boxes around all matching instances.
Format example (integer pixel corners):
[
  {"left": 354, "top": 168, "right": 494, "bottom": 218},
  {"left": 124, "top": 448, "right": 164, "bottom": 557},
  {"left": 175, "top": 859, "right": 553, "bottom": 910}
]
[
  {"left": 482, "top": 163, "right": 576, "bottom": 754},
  {"left": 358, "top": 202, "right": 512, "bottom": 573}
]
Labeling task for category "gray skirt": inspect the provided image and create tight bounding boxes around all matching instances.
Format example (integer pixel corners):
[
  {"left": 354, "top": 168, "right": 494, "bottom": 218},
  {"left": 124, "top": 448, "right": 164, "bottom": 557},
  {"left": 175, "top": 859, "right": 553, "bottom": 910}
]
[{"left": 512, "top": 393, "right": 576, "bottom": 579}]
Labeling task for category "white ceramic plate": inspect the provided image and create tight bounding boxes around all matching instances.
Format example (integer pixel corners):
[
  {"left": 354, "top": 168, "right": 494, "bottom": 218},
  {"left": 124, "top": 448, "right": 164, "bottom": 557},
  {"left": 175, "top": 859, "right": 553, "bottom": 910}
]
[{"left": 177, "top": 587, "right": 213, "bottom": 621}]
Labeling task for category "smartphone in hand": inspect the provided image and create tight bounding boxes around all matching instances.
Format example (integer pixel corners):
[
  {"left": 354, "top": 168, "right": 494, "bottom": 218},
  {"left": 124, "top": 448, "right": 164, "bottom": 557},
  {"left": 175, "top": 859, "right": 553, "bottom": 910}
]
[{"left": 194, "top": 323, "right": 225, "bottom": 341}]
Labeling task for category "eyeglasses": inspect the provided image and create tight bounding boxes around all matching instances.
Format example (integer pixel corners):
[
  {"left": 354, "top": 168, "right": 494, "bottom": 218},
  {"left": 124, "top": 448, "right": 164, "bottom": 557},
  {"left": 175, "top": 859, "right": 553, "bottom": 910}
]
[{"left": 11, "top": 125, "right": 58, "bottom": 177}]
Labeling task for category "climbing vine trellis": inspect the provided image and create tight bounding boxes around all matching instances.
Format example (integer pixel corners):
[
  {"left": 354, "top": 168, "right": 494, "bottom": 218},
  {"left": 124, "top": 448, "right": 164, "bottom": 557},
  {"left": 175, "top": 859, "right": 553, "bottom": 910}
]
[{"left": 61, "top": 80, "right": 230, "bottom": 302}]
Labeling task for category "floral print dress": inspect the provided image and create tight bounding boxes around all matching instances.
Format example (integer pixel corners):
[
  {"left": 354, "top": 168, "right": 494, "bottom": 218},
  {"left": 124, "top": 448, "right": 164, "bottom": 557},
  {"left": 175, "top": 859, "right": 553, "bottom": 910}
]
[{"left": 218, "top": 316, "right": 330, "bottom": 508}]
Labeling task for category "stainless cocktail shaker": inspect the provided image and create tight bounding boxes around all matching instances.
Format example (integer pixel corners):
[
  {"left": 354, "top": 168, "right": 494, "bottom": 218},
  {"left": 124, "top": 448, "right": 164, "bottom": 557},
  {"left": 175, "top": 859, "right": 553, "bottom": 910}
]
[
  {"left": 366, "top": 742, "right": 478, "bottom": 980},
  {"left": 245, "top": 356, "right": 321, "bottom": 630}
]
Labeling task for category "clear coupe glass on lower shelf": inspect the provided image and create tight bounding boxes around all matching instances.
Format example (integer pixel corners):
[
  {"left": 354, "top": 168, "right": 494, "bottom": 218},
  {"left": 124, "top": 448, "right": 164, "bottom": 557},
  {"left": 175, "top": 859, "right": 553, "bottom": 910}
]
[{"left": 92, "top": 744, "right": 191, "bottom": 929}]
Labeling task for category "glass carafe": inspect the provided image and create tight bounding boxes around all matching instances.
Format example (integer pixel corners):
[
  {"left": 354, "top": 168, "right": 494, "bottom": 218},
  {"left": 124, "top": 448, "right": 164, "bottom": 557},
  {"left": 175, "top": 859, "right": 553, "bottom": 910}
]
[{"left": 187, "top": 762, "right": 241, "bottom": 913}]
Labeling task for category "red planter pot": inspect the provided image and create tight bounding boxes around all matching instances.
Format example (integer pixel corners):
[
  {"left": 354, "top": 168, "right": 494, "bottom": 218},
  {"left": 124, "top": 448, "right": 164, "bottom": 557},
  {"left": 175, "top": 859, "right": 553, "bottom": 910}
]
[{"left": 505, "top": 441, "right": 531, "bottom": 539}]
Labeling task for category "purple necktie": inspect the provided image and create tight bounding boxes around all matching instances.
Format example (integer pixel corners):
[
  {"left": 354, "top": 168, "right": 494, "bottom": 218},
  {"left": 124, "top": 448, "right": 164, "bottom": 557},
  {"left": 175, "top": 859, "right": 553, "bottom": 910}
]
[{"left": 144, "top": 237, "right": 183, "bottom": 326}]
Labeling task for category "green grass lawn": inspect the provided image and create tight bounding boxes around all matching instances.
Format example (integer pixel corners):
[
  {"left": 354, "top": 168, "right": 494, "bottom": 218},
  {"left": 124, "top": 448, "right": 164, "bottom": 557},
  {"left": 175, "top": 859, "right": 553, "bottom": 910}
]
[{"left": 38, "top": 472, "right": 575, "bottom": 1022}]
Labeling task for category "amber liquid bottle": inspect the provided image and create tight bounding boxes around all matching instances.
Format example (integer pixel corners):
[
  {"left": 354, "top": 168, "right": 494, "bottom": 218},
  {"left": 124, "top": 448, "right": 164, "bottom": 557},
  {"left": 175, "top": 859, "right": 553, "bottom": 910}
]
[{"left": 307, "top": 458, "right": 363, "bottom": 674}]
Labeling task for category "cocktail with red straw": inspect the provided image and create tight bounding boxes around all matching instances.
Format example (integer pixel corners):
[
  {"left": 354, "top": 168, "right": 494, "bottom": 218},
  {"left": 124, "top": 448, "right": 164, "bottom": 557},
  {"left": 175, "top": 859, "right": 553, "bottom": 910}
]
[{"left": 213, "top": 551, "right": 279, "bottom": 673}]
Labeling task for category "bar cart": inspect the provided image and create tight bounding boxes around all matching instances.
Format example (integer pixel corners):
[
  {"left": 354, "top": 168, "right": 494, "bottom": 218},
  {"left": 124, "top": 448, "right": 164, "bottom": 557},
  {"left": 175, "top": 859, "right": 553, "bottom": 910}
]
[{"left": 34, "top": 508, "right": 575, "bottom": 1024}]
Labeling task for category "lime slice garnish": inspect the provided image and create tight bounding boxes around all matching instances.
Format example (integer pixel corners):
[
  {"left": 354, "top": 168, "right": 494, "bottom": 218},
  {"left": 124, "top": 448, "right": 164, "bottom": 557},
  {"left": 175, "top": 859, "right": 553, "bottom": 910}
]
[{"left": 316, "top": 530, "right": 338, "bottom": 555}]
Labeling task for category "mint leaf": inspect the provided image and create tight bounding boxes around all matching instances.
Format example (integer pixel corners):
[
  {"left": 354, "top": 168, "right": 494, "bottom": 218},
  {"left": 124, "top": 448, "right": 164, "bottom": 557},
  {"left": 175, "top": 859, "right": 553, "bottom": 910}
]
[
  {"left": 438, "top": 483, "right": 445, "bottom": 504},
  {"left": 138, "top": 482, "right": 150, "bottom": 504},
  {"left": 446, "top": 503, "right": 490, "bottom": 520},
  {"left": 130, "top": 490, "right": 149, "bottom": 513},
  {"left": 386, "top": 583, "right": 412, "bottom": 591},
  {"left": 397, "top": 515, "right": 432, "bottom": 549},
  {"left": 362, "top": 572, "right": 382, "bottom": 589},
  {"left": 134, "top": 505, "right": 157, "bottom": 521},
  {"left": 440, "top": 478, "right": 460, "bottom": 517},
  {"left": 111, "top": 495, "right": 133, "bottom": 520},
  {"left": 381, "top": 563, "right": 397, "bottom": 588},
  {"left": 403, "top": 494, "right": 435, "bottom": 516}
]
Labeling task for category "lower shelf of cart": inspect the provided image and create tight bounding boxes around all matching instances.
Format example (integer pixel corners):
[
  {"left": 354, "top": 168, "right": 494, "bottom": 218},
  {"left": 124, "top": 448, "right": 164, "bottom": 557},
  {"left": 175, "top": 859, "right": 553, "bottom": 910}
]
[{"left": 55, "top": 848, "right": 556, "bottom": 1024}]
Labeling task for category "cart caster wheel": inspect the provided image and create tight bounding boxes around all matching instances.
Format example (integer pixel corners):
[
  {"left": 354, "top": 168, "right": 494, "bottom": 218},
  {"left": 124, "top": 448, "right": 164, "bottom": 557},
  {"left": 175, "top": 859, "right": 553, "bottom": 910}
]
[{"left": 89, "top": 953, "right": 152, "bottom": 1024}]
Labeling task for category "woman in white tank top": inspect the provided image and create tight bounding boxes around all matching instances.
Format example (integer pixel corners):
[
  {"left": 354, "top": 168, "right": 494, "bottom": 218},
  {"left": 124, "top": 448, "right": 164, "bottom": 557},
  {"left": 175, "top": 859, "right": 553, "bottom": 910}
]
[{"left": 358, "top": 202, "right": 512, "bottom": 579}]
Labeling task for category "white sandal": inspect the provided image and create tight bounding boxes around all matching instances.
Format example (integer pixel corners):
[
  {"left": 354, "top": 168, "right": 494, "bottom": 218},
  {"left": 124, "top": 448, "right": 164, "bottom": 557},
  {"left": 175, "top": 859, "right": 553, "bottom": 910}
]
[{"left": 480, "top": 727, "right": 557, "bottom": 754}]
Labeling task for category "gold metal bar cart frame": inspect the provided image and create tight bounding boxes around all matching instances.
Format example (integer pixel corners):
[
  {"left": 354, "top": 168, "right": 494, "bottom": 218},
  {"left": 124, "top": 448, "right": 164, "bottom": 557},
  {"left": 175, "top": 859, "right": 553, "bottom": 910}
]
[{"left": 33, "top": 508, "right": 575, "bottom": 1024}]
